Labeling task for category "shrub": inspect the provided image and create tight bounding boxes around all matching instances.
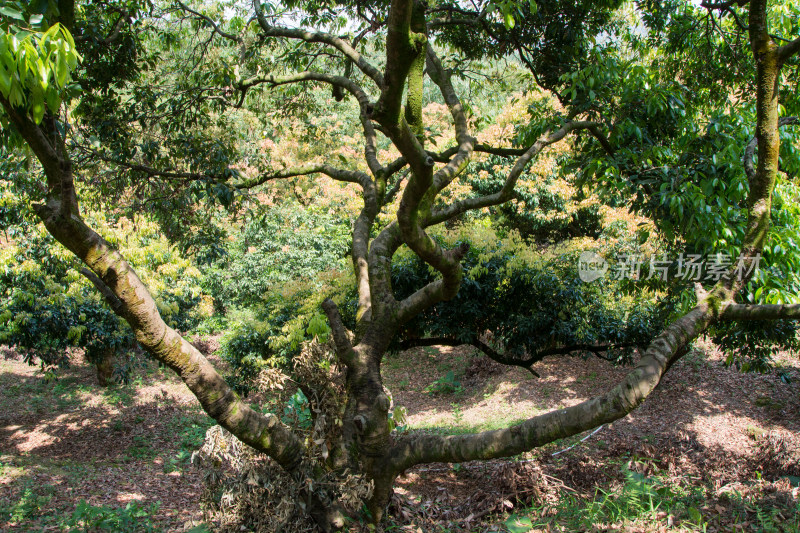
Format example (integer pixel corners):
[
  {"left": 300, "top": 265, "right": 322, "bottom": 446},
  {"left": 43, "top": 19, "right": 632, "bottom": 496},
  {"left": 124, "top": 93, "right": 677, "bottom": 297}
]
[
  {"left": 203, "top": 203, "right": 350, "bottom": 312},
  {"left": 0, "top": 188, "right": 208, "bottom": 381},
  {"left": 65, "top": 500, "right": 161, "bottom": 532},
  {"left": 462, "top": 155, "right": 604, "bottom": 241},
  {"left": 712, "top": 319, "right": 800, "bottom": 377},
  {"left": 391, "top": 225, "right": 668, "bottom": 367},
  {"left": 216, "top": 272, "right": 356, "bottom": 395},
  {"left": 424, "top": 371, "right": 464, "bottom": 395}
]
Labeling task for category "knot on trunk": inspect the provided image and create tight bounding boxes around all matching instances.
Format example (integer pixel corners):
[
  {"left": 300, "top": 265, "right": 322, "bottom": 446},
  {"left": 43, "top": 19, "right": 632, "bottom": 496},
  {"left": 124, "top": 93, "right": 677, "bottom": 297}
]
[
  {"left": 376, "top": 393, "right": 391, "bottom": 412},
  {"left": 353, "top": 414, "right": 367, "bottom": 434}
]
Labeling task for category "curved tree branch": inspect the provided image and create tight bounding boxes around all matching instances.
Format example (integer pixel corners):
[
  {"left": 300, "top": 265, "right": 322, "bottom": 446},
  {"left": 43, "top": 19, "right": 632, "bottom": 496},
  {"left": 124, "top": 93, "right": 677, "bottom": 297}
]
[
  {"left": 777, "top": 36, "right": 800, "bottom": 64},
  {"left": 242, "top": 71, "right": 369, "bottom": 104},
  {"left": 388, "top": 300, "right": 719, "bottom": 471},
  {"left": 37, "top": 201, "right": 305, "bottom": 470},
  {"left": 351, "top": 181, "right": 381, "bottom": 332},
  {"left": 400, "top": 337, "right": 639, "bottom": 376},
  {"left": 385, "top": 142, "right": 532, "bottom": 175},
  {"left": 322, "top": 298, "right": 357, "bottom": 365},
  {"left": 426, "top": 47, "right": 475, "bottom": 193},
  {"left": 365, "top": 222, "right": 404, "bottom": 318},
  {"left": 399, "top": 336, "right": 540, "bottom": 377},
  {"left": 236, "top": 163, "right": 371, "bottom": 190},
  {"left": 7, "top": 84, "right": 306, "bottom": 470},
  {"left": 254, "top": 1, "right": 383, "bottom": 87},
  {"left": 720, "top": 303, "right": 800, "bottom": 319},
  {"left": 426, "top": 120, "right": 600, "bottom": 226},
  {"left": 177, "top": 1, "right": 243, "bottom": 43},
  {"left": 0, "top": 96, "right": 77, "bottom": 215}
]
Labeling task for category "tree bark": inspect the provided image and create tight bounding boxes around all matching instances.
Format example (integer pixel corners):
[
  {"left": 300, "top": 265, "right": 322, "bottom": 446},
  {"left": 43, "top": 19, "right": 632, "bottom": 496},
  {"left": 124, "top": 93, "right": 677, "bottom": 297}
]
[
  {"left": 94, "top": 348, "right": 115, "bottom": 387},
  {"left": 36, "top": 202, "right": 305, "bottom": 469},
  {"left": 5, "top": 0, "right": 800, "bottom": 530}
]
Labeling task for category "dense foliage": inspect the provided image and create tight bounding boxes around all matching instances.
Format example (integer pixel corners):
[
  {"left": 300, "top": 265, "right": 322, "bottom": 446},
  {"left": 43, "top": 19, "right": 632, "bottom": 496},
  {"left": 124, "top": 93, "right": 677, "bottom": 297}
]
[
  {"left": 1, "top": 0, "right": 799, "bottom": 529},
  {"left": 0, "top": 185, "right": 208, "bottom": 379},
  {"left": 203, "top": 203, "right": 351, "bottom": 312},
  {"left": 463, "top": 155, "right": 603, "bottom": 241},
  {"left": 391, "top": 224, "right": 670, "bottom": 365}
]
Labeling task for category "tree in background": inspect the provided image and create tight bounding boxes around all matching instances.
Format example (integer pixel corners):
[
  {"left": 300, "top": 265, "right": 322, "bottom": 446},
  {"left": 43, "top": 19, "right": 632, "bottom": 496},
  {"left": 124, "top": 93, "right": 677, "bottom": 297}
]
[
  {"left": 1, "top": 0, "right": 799, "bottom": 529},
  {"left": 0, "top": 178, "right": 208, "bottom": 385}
]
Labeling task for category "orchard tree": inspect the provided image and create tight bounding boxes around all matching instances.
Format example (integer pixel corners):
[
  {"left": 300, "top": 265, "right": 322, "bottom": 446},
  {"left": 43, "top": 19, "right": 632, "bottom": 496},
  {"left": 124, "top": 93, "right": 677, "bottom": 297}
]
[
  {"left": 0, "top": 189, "right": 208, "bottom": 385},
  {"left": 1, "top": 0, "right": 800, "bottom": 530}
]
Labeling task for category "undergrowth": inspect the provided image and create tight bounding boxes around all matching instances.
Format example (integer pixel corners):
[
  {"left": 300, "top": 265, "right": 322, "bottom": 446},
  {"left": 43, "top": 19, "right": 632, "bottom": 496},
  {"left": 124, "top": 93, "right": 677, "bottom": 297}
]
[{"left": 509, "top": 465, "right": 800, "bottom": 532}]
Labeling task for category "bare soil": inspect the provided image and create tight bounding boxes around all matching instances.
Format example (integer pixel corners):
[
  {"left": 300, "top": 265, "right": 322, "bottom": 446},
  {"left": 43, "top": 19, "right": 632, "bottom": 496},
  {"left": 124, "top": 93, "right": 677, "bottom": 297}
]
[
  {"left": 1, "top": 338, "right": 798, "bottom": 532},
  {"left": 384, "top": 340, "right": 800, "bottom": 531}
]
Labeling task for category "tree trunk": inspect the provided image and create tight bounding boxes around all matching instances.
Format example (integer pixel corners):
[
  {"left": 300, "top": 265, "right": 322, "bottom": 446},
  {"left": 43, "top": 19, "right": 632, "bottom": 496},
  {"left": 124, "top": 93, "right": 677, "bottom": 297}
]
[
  {"left": 4, "top": 0, "right": 799, "bottom": 530},
  {"left": 94, "top": 348, "right": 115, "bottom": 387}
]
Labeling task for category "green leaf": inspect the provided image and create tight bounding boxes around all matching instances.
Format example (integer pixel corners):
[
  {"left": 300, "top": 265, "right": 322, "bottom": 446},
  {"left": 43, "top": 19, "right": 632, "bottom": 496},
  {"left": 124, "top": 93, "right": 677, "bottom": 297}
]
[
  {"left": 504, "top": 12, "right": 515, "bottom": 29},
  {"left": 55, "top": 53, "right": 67, "bottom": 87},
  {"left": 36, "top": 57, "right": 48, "bottom": 89},
  {"left": 504, "top": 514, "right": 533, "bottom": 533},
  {"left": 0, "top": 67, "right": 10, "bottom": 96},
  {"left": 31, "top": 101, "right": 44, "bottom": 123},
  {"left": 0, "top": 7, "right": 24, "bottom": 21},
  {"left": 45, "top": 87, "right": 59, "bottom": 113}
]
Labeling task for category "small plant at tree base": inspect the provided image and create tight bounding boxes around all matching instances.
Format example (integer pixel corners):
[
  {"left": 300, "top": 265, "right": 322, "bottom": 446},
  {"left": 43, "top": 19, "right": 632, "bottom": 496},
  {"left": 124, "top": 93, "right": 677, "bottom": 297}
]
[
  {"left": 65, "top": 500, "right": 161, "bottom": 532},
  {"left": 425, "top": 371, "right": 464, "bottom": 395},
  {"left": 451, "top": 402, "right": 464, "bottom": 425},
  {"left": 282, "top": 390, "right": 313, "bottom": 430},
  {"left": 0, "top": 486, "right": 53, "bottom": 525}
]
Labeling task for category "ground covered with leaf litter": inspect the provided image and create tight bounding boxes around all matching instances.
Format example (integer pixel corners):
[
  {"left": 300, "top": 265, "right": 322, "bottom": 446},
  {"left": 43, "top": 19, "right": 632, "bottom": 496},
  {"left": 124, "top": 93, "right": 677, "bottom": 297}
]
[{"left": 1, "top": 338, "right": 798, "bottom": 532}]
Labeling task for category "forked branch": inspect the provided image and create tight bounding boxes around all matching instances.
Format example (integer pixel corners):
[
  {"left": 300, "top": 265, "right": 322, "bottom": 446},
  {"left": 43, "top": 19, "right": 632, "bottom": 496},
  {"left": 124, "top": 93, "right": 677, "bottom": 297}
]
[
  {"left": 426, "top": 120, "right": 600, "bottom": 226},
  {"left": 321, "top": 299, "right": 357, "bottom": 365},
  {"left": 254, "top": 1, "right": 383, "bottom": 86},
  {"left": 426, "top": 47, "right": 475, "bottom": 192},
  {"left": 79, "top": 267, "right": 125, "bottom": 315}
]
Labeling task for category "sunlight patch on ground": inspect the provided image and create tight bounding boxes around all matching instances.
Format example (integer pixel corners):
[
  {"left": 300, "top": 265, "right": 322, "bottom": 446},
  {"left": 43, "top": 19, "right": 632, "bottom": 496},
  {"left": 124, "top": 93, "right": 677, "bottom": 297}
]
[{"left": 115, "top": 491, "right": 146, "bottom": 503}]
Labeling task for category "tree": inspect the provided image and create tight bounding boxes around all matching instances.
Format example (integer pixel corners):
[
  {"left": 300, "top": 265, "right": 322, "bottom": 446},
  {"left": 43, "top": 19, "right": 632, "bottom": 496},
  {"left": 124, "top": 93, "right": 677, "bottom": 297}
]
[
  {"left": 0, "top": 189, "right": 208, "bottom": 385},
  {"left": 1, "top": 0, "right": 799, "bottom": 530}
]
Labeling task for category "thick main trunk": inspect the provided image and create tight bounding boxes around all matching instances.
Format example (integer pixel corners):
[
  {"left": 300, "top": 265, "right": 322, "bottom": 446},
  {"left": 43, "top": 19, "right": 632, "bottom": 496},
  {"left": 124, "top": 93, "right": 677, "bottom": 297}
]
[
  {"left": 348, "top": 364, "right": 393, "bottom": 522},
  {"left": 34, "top": 201, "right": 305, "bottom": 470},
  {"left": 320, "top": 310, "right": 399, "bottom": 524}
]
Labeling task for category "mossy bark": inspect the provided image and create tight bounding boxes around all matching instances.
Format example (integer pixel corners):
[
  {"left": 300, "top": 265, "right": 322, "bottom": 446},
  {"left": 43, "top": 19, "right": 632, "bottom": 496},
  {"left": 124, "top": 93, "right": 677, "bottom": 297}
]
[{"left": 5, "top": 0, "right": 800, "bottom": 530}]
